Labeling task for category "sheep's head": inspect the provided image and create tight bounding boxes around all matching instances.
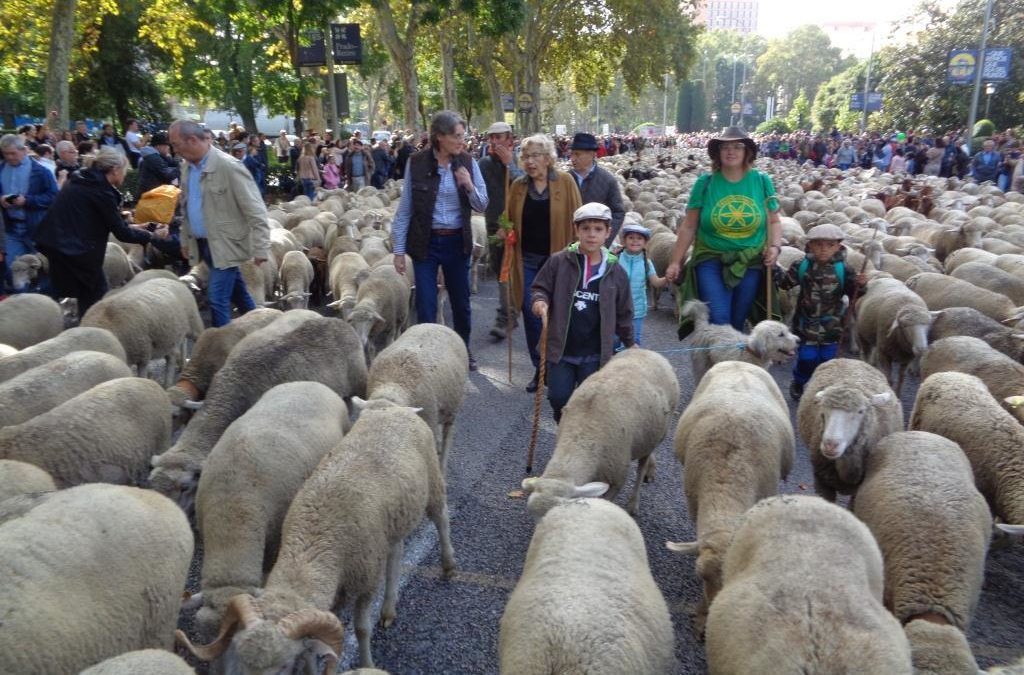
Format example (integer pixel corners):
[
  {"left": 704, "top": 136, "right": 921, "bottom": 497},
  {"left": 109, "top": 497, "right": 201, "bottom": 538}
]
[
  {"left": 149, "top": 451, "right": 202, "bottom": 514},
  {"left": 347, "top": 305, "right": 383, "bottom": 347},
  {"left": 813, "top": 386, "right": 892, "bottom": 460},
  {"left": 280, "top": 290, "right": 311, "bottom": 311},
  {"left": 177, "top": 595, "right": 344, "bottom": 675},
  {"left": 890, "top": 304, "right": 933, "bottom": 356},
  {"left": 747, "top": 320, "right": 799, "bottom": 365},
  {"left": 10, "top": 254, "right": 46, "bottom": 291},
  {"left": 520, "top": 477, "right": 608, "bottom": 520}
]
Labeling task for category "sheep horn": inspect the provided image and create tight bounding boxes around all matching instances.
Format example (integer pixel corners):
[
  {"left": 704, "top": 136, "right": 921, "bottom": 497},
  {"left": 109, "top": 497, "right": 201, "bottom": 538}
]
[
  {"left": 175, "top": 594, "right": 262, "bottom": 661},
  {"left": 278, "top": 608, "right": 345, "bottom": 657},
  {"left": 665, "top": 540, "right": 700, "bottom": 554}
]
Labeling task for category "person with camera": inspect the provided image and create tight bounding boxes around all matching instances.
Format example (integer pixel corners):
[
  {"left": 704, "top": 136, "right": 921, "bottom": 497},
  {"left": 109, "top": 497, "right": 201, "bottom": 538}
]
[
  {"left": 1, "top": 133, "right": 59, "bottom": 285},
  {"left": 34, "top": 147, "right": 163, "bottom": 317}
]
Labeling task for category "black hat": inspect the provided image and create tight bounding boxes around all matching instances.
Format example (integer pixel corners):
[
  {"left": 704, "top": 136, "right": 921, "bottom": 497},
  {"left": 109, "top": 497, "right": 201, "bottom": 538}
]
[
  {"left": 150, "top": 132, "right": 169, "bottom": 146},
  {"left": 570, "top": 132, "right": 599, "bottom": 151},
  {"left": 707, "top": 126, "right": 756, "bottom": 158}
]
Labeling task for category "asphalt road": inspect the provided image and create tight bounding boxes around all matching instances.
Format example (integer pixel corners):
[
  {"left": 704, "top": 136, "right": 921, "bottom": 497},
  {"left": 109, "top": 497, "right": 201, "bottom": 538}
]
[{"left": 179, "top": 276, "right": 1024, "bottom": 674}]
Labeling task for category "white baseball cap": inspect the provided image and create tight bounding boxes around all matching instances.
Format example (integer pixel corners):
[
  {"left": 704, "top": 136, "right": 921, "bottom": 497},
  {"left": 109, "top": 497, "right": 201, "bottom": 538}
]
[{"left": 573, "top": 202, "right": 612, "bottom": 223}]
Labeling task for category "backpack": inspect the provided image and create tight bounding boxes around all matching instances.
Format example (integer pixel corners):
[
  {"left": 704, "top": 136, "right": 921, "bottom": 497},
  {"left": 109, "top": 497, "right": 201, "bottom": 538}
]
[{"left": 797, "top": 257, "right": 845, "bottom": 288}]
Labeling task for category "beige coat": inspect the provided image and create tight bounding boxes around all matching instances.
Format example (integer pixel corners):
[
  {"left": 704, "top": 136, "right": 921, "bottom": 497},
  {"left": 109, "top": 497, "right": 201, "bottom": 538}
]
[
  {"left": 506, "top": 170, "right": 582, "bottom": 311},
  {"left": 180, "top": 146, "right": 271, "bottom": 269}
]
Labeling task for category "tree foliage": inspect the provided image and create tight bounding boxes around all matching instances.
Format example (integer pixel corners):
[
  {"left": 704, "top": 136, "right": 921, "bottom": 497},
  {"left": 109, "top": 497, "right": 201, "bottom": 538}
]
[
  {"left": 811, "top": 60, "right": 869, "bottom": 133},
  {"left": 785, "top": 89, "right": 811, "bottom": 131},
  {"left": 755, "top": 25, "right": 850, "bottom": 111}
]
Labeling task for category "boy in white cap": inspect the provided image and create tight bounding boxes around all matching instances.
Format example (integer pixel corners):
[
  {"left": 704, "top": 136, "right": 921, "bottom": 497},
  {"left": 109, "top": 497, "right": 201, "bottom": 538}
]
[
  {"left": 616, "top": 222, "right": 667, "bottom": 348},
  {"left": 530, "top": 202, "right": 634, "bottom": 422},
  {"left": 774, "top": 223, "right": 866, "bottom": 400}
]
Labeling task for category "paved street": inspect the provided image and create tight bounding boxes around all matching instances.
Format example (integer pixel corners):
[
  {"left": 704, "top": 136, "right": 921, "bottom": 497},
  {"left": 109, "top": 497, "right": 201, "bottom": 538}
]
[{"left": 181, "top": 276, "right": 1024, "bottom": 674}]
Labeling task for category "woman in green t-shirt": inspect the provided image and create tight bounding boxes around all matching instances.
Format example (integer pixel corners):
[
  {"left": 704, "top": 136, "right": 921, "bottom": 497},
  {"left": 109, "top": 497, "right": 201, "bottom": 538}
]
[{"left": 665, "top": 126, "right": 782, "bottom": 335}]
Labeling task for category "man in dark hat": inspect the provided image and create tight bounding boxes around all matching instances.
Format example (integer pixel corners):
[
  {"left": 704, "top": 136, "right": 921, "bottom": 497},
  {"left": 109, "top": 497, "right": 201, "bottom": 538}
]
[
  {"left": 137, "top": 131, "right": 180, "bottom": 195},
  {"left": 568, "top": 132, "right": 625, "bottom": 246}
]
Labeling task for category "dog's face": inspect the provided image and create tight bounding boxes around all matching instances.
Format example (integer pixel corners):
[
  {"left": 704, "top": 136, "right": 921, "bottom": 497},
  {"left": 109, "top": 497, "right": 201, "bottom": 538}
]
[{"left": 751, "top": 320, "right": 800, "bottom": 364}]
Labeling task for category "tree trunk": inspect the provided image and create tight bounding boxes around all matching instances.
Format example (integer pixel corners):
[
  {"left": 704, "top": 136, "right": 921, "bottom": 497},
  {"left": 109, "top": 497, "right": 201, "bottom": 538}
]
[
  {"left": 522, "top": 59, "right": 540, "bottom": 133},
  {"left": 45, "top": 0, "right": 76, "bottom": 131},
  {"left": 440, "top": 29, "right": 458, "bottom": 112},
  {"left": 286, "top": 0, "right": 304, "bottom": 135},
  {"left": 477, "top": 37, "right": 503, "bottom": 122},
  {"left": 373, "top": 0, "right": 421, "bottom": 130}
]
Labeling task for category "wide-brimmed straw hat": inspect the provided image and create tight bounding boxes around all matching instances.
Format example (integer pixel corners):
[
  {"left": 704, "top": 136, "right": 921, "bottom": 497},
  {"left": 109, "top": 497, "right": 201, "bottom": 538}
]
[{"left": 707, "top": 126, "right": 757, "bottom": 158}]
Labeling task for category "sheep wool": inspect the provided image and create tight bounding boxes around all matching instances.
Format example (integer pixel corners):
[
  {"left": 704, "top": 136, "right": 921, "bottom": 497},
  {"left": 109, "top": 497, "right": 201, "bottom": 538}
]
[
  {"left": 920, "top": 336, "right": 1024, "bottom": 426},
  {"left": 0, "top": 459, "right": 56, "bottom": 502},
  {"left": 78, "top": 649, "right": 196, "bottom": 675},
  {"left": 705, "top": 495, "right": 912, "bottom": 674},
  {"left": 0, "top": 484, "right": 193, "bottom": 674},
  {"left": 927, "top": 307, "right": 1024, "bottom": 363},
  {"left": 500, "top": 498, "right": 675, "bottom": 675},
  {"left": 0, "top": 293, "right": 64, "bottom": 350},
  {"left": 797, "top": 358, "right": 902, "bottom": 501},
  {"left": 0, "top": 326, "right": 126, "bottom": 384},
  {"left": 855, "top": 276, "right": 931, "bottom": 395}
]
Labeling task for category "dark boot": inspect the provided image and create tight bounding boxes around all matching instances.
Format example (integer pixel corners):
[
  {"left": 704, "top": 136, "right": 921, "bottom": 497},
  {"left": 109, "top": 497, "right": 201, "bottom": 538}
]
[
  {"left": 525, "top": 368, "right": 540, "bottom": 393},
  {"left": 789, "top": 381, "right": 804, "bottom": 401}
]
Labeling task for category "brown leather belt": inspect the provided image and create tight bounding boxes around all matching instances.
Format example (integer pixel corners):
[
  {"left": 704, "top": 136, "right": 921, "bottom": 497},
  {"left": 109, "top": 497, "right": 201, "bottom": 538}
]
[{"left": 432, "top": 228, "right": 463, "bottom": 236}]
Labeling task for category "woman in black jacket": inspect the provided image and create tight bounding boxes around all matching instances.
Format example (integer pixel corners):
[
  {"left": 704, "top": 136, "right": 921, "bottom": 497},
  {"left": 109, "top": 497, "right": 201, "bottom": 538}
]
[{"left": 34, "top": 147, "right": 165, "bottom": 317}]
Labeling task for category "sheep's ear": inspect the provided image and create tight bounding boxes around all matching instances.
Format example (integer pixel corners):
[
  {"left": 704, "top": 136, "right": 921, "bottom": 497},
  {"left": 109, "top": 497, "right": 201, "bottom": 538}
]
[
  {"left": 521, "top": 477, "right": 539, "bottom": 492},
  {"left": 665, "top": 540, "right": 699, "bottom": 555},
  {"left": 1012, "top": 333, "right": 1024, "bottom": 341},
  {"left": 573, "top": 481, "right": 609, "bottom": 498},
  {"left": 871, "top": 392, "right": 892, "bottom": 406},
  {"left": 929, "top": 310, "right": 944, "bottom": 319},
  {"left": 886, "top": 317, "right": 900, "bottom": 338},
  {"left": 1003, "top": 396, "right": 1024, "bottom": 409},
  {"left": 814, "top": 390, "right": 826, "bottom": 402},
  {"left": 350, "top": 396, "right": 368, "bottom": 412},
  {"left": 182, "top": 399, "right": 204, "bottom": 411},
  {"left": 326, "top": 299, "right": 342, "bottom": 309},
  {"left": 996, "top": 523, "right": 1024, "bottom": 536}
]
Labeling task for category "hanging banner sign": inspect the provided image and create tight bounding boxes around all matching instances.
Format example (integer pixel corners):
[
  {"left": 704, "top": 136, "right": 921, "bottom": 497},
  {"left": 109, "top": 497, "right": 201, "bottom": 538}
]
[
  {"left": 297, "top": 30, "right": 326, "bottom": 67},
  {"left": 982, "top": 47, "right": 1013, "bottom": 81},
  {"left": 330, "top": 24, "right": 362, "bottom": 64}
]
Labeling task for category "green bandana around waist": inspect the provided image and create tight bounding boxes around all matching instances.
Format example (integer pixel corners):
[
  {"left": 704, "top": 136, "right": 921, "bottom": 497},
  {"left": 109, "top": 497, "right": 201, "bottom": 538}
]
[{"left": 674, "top": 241, "right": 770, "bottom": 340}]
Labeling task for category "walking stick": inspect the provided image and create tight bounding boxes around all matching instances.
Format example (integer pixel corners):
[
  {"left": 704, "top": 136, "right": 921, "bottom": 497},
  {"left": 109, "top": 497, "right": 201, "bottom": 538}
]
[
  {"left": 506, "top": 251, "right": 514, "bottom": 384},
  {"left": 526, "top": 312, "right": 548, "bottom": 475}
]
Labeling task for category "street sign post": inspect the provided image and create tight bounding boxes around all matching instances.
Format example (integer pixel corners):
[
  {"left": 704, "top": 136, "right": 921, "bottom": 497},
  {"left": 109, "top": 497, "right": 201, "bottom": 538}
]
[
  {"left": 296, "top": 30, "right": 326, "bottom": 67},
  {"left": 517, "top": 92, "right": 534, "bottom": 113},
  {"left": 849, "top": 92, "right": 882, "bottom": 112},
  {"left": 330, "top": 24, "right": 362, "bottom": 64}
]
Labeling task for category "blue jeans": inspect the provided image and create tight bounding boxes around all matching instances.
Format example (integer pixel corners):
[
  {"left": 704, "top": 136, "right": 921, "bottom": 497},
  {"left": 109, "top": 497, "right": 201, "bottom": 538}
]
[
  {"left": 301, "top": 179, "right": 316, "bottom": 200},
  {"left": 198, "top": 239, "right": 256, "bottom": 327},
  {"left": 614, "top": 317, "right": 645, "bottom": 352},
  {"left": 793, "top": 342, "right": 839, "bottom": 386},
  {"left": 4, "top": 221, "right": 36, "bottom": 290},
  {"left": 695, "top": 259, "right": 763, "bottom": 331},
  {"left": 412, "top": 233, "right": 472, "bottom": 345},
  {"left": 521, "top": 262, "right": 543, "bottom": 368},
  {"left": 546, "top": 358, "right": 600, "bottom": 423}
]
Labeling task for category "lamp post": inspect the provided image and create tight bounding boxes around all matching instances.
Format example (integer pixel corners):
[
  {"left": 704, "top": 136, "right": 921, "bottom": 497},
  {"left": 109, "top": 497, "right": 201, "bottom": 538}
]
[
  {"left": 985, "top": 82, "right": 995, "bottom": 120},
  {"left": 730, "top": 56, "right": 738, "bottom": 125},
  {"left": 966, "top": 0, "right": 996, "bottom": 149}
]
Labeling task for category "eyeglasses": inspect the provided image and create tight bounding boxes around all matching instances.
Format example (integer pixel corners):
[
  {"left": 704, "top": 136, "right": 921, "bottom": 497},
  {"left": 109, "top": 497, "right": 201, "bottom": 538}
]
[
  {"left": 522, "top": 152, "right": 547, "bottom": 161},
  {"left": 720, "top": 142, "right": 747, "bottom": 151}
]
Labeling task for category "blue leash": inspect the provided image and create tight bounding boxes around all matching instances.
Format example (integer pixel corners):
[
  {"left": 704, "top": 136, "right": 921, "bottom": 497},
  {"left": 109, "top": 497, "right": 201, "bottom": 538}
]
[{"left": 641, "top": 343, "right": 747, "bottom": 355}]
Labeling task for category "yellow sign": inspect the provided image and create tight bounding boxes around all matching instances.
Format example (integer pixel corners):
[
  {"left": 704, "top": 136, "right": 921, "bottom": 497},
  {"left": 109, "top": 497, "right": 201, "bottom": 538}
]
[{"left": 948, "top": 51, "right": 976, "bottom": 82}]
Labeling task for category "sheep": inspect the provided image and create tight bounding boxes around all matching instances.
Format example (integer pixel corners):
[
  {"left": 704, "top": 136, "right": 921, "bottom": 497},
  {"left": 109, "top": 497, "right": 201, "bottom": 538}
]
[
  {"left": 929, "top": 306, "right": 1024, "bottom": 362},
  {"left": 0, "top": 459, "right": 56, "bottom": 501},
  {"left": 855, "top": 276, "right": 932, "bottom": 395},
  {"left": 81, "top": 278, "right": 203, "bottom": 384},
  {"left": 149, "top": 312, "right": 367, "bottom": 513},
  {"left": 0, "top": 484, "right": 193, "bottom": 674},
  {"left": 905, "top": 272, "right": 1024, "bottom": 324},
  {"left": 853, "top": 431, "right": 990, "bottom": 674},
  {"left": 125, "top": 268, "right": 181, "bottom": 286},
  {"left": 950, "top": 261, "right": 1024, "bottom": 305},
  {"left": 921, "top": 336, "right": 1024, "bottom": 426},
  {"left": 165, "top": 308, "right": 282, "bottom": 409},
  {"left": 103, "top": 241, "right": 138, "bottom": 287},
  {"left": 78, "top": 650, "right": 197, "bottom": 675},
  {"left": 499, "top": 498, "right": 675, "bottom": 675},
  {"left": 193, "top": 382, "right": 349, "bottom": 639},
  {"left": 667, "top": 361, "right": 794, "bottom": 631},
  {"left": 269, "top": 227, "right": 303, "bottom": 266},
  {"left": 240, "top": 252, "right": 279, "bottom": 306},
  {"left": 933, "top": 220, "right": 986, "bottom": 261},
  {"left": 944, "top": 247, "right": 997, "bottom": 273},
  {"left": 701, "top": 495, "right": 913, "bottom": 674},
  {"left": 470, "top": 213, "right": 488, "bottom": 294},
  {"left": 359, "top": 236, "right": 390, "bottom": 266},
  {"left": 910, "top": 371, "right": 1024, "bottom": 533},
  {"left": 275, "top": 249, "right": 315, "bottom": 310},
  {"left": 0, "top": 377, "right": 171, "bottom": 487},
  {"left": 796, "top": 358, "right": 902, "bottom": 502},
  {"left": 357, "top": 323, "right": 467, "bottom": 475},
  {"left": 346, "top": 265, "right": 410, "bottom": 362},
  {"left": 681, "top": 299, "right": 799, "bottom": 384},
  {"left": 327, "top": 251, "right": 370, "bottom": 318},
  {"left": 0, "top": 351, "right": 132, "bottom": 428},
  {"left": 0, "top": 326, "right": 126, "bottom": 383},
  {"left": 522, "top": 349, "right": 679, "bottom": 517},
  {"left": 0, "top": 293, "right": 64, "bottom": 350},
  {"left": 176, "top": 404, "right": 455, "bottom": 671},
  {"left": 9, "top": 252, "right": 48, "bottom": 291}
]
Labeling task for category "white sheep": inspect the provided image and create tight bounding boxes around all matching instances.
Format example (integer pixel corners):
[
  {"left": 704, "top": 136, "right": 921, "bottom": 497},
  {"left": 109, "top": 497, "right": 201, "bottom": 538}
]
[
  {"left": 680, "top": 300, "right": 799, "bottom": 383},
  {"left": 176, "top": 405, "right": 455, "bottom": 670},
  {"left": 150, "top": 312, "right": 367, "bottom": 513},
  {"left": 703, "top": 494, "right": 912, "bottom": 673},
  {"left": 0, "top": 484, "right": 193, "bottom": 674},
  {"left": 357, "top": 323, "right": 467, "bottom": 475},
  {"left": 78, "top": 649, "right": 197, "bottom": 674},
  {"left": 943, "top": 246, "right": 997, "bottom": 273},
  {"left": 928, "top": 306, "right": 1024, "bottom": 363},
  {"left": 0, "top": 326, "right": 126, "bottom": 383},
  {"left": 359, "top": 236, "right": 390, "bottom": 266},
  {"left": 950, "top": 261, "right": 1024, "bottom": 305},
  {"left": 853, "top": 431, "right": 990, "bottom": 674},
  {"left": 81, "top": 277, "right": 203, "bottom": 384},
  {"left": 102, "top": 240, "right": 138, "bottom": 287},
  {"left": 796, "top": 358, "right": 902, "bottom": 502},
  {"left": 0, "top": 377, "right": 172, "bottom": 487},
  {"left": 921, "top": 336, "right": 1024, "bottom": 426},
  {"left": 276, "top": 249, "right": 315, "bottom": 309},
  {"left": 193, "top": 382, "right": 349, "bottom": 639},
  {"left": 0, "top": 350, "right": 132, "bottom": 428},
  {"left": 910, "top": 371, "right": 1024, "bottom": 534},
  {"left": 0, "top": 458, "right": 55, "bottom": 501},
  {"left": 905, "top": 271, "right": 1024, "bottom": 324},
  {"left": 667, "top": 361, "right": 794, "bottom": 631},
  {"left": 346, "top": 265, "right": 410, "bottom": 362},
  {"left": 499, "top": 498, "right": 675, "bottom": 674},
  {"left": 9, "top": 252, "right": 48, "bottom": 291},
  {"left": 0, "top": 293, "right": 64, "bottom": 350},
  {"left": 855, "top": 276, "right": 932, "bottom": 395},
  {"left": 326, "top": 251, "right": 370, "bottom": 318},
  {"left": 522, "top": 349, "right": 679, "bottom": 517}
]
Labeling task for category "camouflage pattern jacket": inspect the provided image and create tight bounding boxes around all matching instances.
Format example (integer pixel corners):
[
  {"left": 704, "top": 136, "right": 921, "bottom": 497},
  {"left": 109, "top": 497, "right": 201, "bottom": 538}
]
[{"left": 775, "top": 249, "right": 857, "bottom": 344}]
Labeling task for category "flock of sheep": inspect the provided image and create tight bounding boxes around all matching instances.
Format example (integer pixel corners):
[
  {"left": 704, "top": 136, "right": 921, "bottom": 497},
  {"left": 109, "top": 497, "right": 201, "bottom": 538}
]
[{"left": 0, "top": 152, "right": 1022, "bottom": 674}]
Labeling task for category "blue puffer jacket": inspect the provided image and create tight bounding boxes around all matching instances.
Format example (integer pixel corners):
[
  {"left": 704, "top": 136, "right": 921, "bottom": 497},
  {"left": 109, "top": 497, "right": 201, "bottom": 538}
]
[{"left": 0, "top": 158, "right": 59, "bottom": 237}]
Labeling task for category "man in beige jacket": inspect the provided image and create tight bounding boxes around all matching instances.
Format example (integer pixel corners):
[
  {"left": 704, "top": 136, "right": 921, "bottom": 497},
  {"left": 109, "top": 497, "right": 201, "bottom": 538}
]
[{"left": 169, "top": 119, "right": 271, "bottom": 326}]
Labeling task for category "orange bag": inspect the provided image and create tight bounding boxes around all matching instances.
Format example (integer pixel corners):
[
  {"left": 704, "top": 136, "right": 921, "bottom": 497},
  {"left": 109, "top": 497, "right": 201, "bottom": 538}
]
[{"left": 134, "top": 184, "right": 181, "bottom": 225}]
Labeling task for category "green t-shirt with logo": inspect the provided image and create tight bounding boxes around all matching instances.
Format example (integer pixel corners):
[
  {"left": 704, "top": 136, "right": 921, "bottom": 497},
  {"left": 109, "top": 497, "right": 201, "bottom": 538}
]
[{"left": 687, "top": 170, "right": 780, "bottom": 252}]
